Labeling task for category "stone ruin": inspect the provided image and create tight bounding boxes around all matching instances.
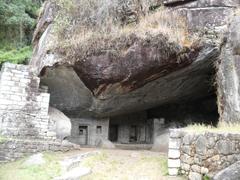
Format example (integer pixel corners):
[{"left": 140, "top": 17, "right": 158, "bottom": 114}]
[
  {"left": 0, "top": 63, "right": 78, "bottom": 162},
  {"left": 1, "top": 0, "right": 240, "bottom": 179}
]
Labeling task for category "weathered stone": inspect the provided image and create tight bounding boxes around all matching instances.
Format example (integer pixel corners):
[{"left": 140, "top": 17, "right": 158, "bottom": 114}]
[
  {"left": 24, "top": 153, "right": 46, "bottom": 166},
  {"left": 49, "top": 107, "right": 72, "bottom": 140},
  {"left": 183, "top": 134, "right": 195, "bottom": 145},
  {"left": 189, "top": 172, "right": 202, "bottom": 180},
  {"left": 201, "top": 167, "right": 209, "bottom": 175},
  {"left": 95, "top": 139, "right": 115, "bottom": 149},
  {"left": 191, "top": 165, "right": 201, "bottom": 173},
  {"left": 213, "top": 161, "right": 240, "bottom": 180},
  {"left": 217, "top": 16, "right": 240, "bottom": 123},
  {"left": 216, "top": 140, "right": 235, "bottom": 155},
  {"left": 168, "top": 159, "right": 181, "bottom": 168},
  {"left": 170, "top": 129, "right": 184, "bottom": 138},
  {"left": 168, "top": 168, "right": 179, "bottom": 176},
  {"left": 168, "top": 149, "right": 180, "bottom": 159},
  {"left": 169, "top": 138, "right": 181, "bottom": 149},
  {"left": 195, "top": 135, "right": 207, "bottom": 155},
  {"left": 182, "top": 145, "right": 194, "bottom": 156},
  {"left": 181, "top": 163, "right": 190, "bottom": 171}
]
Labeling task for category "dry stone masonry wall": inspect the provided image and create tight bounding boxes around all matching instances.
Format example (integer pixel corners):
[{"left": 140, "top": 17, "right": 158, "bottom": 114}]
[
  {"left": 168, "top": 129, "right": 240, "bottom": 180},
  {"left": 0, "top": 63, "right": 78, "bottom": 162},
  {"left": 0, "top": 63, "right": 55, "bottom": 140}
]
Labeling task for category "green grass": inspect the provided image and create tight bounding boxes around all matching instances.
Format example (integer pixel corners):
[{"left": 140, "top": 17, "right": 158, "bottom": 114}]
[
  {"left": 184, "top": 121, "right": 240, "bottom": 133},
  {"left": 0, "top": 46, "right": 32, "bottom": 66},
  {"left": 0, "top": 152, "right": 62, "bottom": 180}
]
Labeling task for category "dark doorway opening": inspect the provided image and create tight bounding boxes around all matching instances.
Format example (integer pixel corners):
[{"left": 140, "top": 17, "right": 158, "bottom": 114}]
[
  {"left": 109, "top": 125, "right": 118, "bottom": 142},
  {"left": 79, "top": 126, "right": 88, "bottom": 145},
  {"left": 130, "top": 125, "right": 138, "bottom": 142}
]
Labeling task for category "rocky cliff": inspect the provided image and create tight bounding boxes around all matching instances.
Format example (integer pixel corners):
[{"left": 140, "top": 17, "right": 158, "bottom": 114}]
[{"left": 30, "top": 0, "right": 240, "bottom": 120}]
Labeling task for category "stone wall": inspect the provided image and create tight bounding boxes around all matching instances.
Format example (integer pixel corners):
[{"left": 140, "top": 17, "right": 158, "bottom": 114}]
[
  {"left": 69, "top": 118, "right": 109, "bottom": 146},
  {"left": 110, "top": 112, "right": 152, "bottom": 144},
  {"left": 0, "top": 63, "right": 56, "bottom": 140},
  {"left": 0, "top": 63, "right": 79, "bottom": 162},
  {"left": 0, "top": 139, "right": 78, "bottom": 162},
  {"left": 168, "top": 129, "right": 240, "bottom": 180}
]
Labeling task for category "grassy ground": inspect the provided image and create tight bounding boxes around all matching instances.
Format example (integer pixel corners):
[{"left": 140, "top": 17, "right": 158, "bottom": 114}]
[
  {"left": 184, "top": 121, "right": 240, "bottom": 133},
  {"left": 0, "top": 149, "right": 185, "bottom": 180},
  {"left": 81, "top": 149, "right": 182, "bottom": 180},
  {"left": 0, "top": 152, "right": 62, "bottom": 180}
]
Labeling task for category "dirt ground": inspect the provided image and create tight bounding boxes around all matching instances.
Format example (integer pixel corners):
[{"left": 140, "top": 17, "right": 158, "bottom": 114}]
[{"left": 76, "top": 148, "right": 186, "bottom": 180}]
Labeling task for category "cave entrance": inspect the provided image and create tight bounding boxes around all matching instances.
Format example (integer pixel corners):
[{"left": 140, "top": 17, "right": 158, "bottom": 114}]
[{"left": 108, "top": 93, "right": 219, "bottom": 151}]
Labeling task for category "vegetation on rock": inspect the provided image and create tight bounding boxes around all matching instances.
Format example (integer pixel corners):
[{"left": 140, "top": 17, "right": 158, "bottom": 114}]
[
  {"left": 51, "top": 0, "right": 195, "bottom": 63},
  {"left": 185, "top": 121, "right": 240, "bottom": 133}
]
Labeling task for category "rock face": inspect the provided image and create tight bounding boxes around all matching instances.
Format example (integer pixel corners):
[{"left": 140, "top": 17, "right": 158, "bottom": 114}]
[
  {"left": 49, "top": 107, "right": 72, "bottom": 140},
  {"left": 96, "top": 139, "right": 115, "bottom": 149},
  {"left": 213, "top": 161, "right": 240, "bottom": 180},
  {"left": 30, "top": 0, "right": 240, "bottom": 119},
  {"left": 217, "top": 16, "right": 240, "bottom": 123}
]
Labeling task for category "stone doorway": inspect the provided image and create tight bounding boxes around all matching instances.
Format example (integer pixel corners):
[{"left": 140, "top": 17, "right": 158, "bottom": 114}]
[
  {"left": 109, "top": 125, "right": 118, "bottom": 142},
  {"left": 78, "top": 126, "right": 88, "bottom": 145}
]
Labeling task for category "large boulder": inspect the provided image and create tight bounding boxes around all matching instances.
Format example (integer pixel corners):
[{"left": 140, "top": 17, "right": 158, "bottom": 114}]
[
  {"left": 30, "top": 0, "right": 239, "bottom": 118},
  {"left": 213, "top": 161, "right": 240, "bottom": 180},
  {"left": 48, "top": 107, "right": 72, "bottom": 140},
  {"left": 95, "top": 139, "right": 115, "bottom": 149}
]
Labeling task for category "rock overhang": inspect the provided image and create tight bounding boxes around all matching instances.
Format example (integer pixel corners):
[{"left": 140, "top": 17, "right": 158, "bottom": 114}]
[
  {"left": 40, "top": 42, "right": 219, "bottom": 118},
  {"left": 30, "top": 0, "right": 233, "bottom": 118}
]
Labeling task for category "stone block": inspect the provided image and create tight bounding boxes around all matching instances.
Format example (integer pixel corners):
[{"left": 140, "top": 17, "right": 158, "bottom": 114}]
[
  {"left": 201, "top": 167, "right": 209, "bottom": 174},
  {"left": 181, "top": 163, "right": 190, "bottom": 171},
  {"left": 168, "top": 159, "right": 181, "bottom": 168},
  {"left": 169, "top": 129, "right": 184, "bottom": 138},
  {"left": 169, "top": 138, "right": 181, "bottom": 149},
  {"left": 216, "top": 140, "right": 235, "bottom": 155},
  {"left": 196, "top": 135, "right": 207, "bottom": 155},
  {"left": 168, "top": 168, "right": 179, "bottom": 176},
  {"left": 168, "top": 149, "right": 180, "bottom": 159},
  {"left": 191, "top": 165, "right": 201, "bottom": 173},
  {"left": 189, "top": 172, "right": 202, "bottom": 180},
  {"left": 183, "top": 134, "right": 196, "bottom": 145}
]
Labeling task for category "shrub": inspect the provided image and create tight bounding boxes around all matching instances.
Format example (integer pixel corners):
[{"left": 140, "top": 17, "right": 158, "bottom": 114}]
[{"left": 0, "top": 46, "right": 32, "bottom": 67}]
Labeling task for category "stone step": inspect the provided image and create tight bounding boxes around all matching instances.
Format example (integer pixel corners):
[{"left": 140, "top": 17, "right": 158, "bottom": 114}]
[
  {"left": 53, "top": 166, "right": 91, "bottom": 180},
  {"left": 60, "top": 151, "right": 100, "bottom": 172}
]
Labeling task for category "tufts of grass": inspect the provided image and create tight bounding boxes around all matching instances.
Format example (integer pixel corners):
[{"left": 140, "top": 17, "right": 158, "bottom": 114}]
[
  {"left": 184, "top": 121, "right": 240, "bottom": 133},
  {"left": 0, "top": 152, "right": 62, "bottom": 180},
  {"left": 51, "top": 0, "right": 197, "bottom": 63}
]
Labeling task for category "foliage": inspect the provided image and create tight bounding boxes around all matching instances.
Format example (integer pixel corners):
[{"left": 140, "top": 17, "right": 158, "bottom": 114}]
[
  {"left": 0, "top": 46, "right": 32, "bottom": 66},
  {"left": 0, "top": 0, "right": 42, "bottom": 66},
  {"left": 0, "top": 152, "right": 62, "bottom": 180},
  {"left": 0, "top": 0, "right": 40, "bottom": 28}
]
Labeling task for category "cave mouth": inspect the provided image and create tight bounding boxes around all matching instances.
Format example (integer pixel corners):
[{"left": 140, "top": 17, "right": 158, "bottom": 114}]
[{"left": 108, "top": 94, "right": 219, "bottom": 146}]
